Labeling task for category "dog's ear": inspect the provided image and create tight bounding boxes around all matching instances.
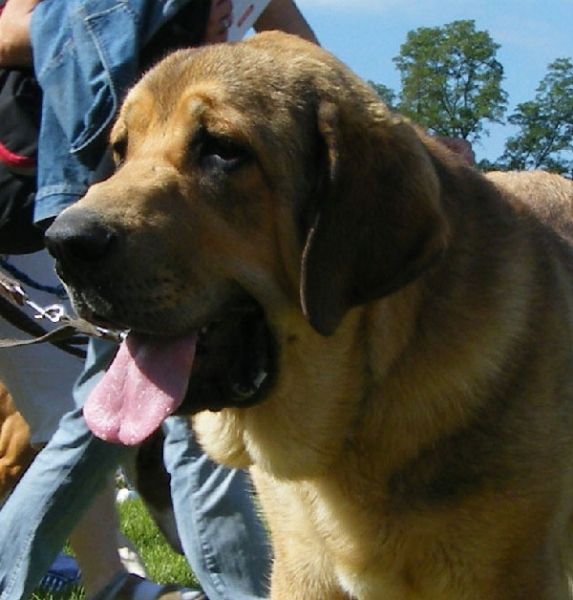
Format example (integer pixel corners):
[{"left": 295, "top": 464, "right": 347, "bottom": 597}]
[{"left": 300, "top": 100, "right": 449, "bottom": 336}]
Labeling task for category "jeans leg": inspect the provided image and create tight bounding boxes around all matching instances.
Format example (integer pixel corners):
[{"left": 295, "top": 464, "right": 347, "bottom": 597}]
[
  {"left": 0, "top": 407, "right": 130, "bottom": 600},
  {"left": 0, "top": 338, "right": 129, "bottom": 600},
  {"left": 162, "top": 417, "right": 271, "bottom": 600}
]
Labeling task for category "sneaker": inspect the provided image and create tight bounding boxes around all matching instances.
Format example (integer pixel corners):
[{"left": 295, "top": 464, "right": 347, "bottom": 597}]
[
  {"left": 38, "top": 552, "right": 82, "bottom": 593},
  {"left": 116, "top": 531, "right": 148, "bottom": 578}
]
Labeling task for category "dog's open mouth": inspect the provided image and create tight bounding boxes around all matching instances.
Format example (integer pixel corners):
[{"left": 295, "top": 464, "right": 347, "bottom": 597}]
[{"left": 83, "top": 297, "right": 276, "bottom": 445}]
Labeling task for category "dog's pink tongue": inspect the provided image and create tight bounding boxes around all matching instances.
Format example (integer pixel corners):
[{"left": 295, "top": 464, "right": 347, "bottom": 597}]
[{"left": 84, "top": 332, "right": 197, "bottom": 445}]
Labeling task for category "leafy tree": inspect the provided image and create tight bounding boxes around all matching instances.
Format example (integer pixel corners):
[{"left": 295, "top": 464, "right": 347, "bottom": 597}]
[
  {"left": 499, "top": 58, "right": 573, "bottom": 175},
  {"left": 393, "top": 20, "right": 508, "bottom": 143}
]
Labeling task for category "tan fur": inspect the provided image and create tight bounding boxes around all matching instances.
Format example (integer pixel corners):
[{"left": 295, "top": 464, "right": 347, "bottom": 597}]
[
  {"left": 0, "top": 383, "right": 35, "bottom": 501},
  {"left": 50, "top": 33, "right": 573, "bottom": 599}
]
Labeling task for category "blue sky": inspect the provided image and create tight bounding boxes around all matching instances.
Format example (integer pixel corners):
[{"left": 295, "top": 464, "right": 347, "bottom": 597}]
[{"left": 294, "top": 0, "right": 572, "bottom": 163}]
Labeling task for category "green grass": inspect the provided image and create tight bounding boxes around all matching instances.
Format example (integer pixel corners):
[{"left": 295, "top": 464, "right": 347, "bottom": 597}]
[{"left": 31, "top": 498, "right": 199, "bottom": 600}]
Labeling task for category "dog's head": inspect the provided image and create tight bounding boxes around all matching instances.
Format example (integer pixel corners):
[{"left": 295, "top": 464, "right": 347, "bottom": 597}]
[{"left": 46, "top": 32, "right": 450, "bottom": 434}]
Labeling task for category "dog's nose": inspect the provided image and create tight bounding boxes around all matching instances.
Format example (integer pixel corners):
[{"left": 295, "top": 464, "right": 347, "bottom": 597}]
[{"left": 45, "top": 210, "right": 118, "bottom": 268}]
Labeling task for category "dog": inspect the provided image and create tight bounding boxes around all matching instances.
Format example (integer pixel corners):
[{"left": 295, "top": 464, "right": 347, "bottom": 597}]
[
  {"left": 0, "top": 382, "right": 35, "bottom": 503},
  {"left": 45, "top": 31, "right": 573, "bottom": 599}
]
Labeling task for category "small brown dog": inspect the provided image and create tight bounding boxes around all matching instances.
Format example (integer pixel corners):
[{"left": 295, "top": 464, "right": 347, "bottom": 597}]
[
  {"left": 46, "top": 32, "right": 573, "bottom": 599},
  {"left": 0, "top": 383, "right": 35, "bottom": 502}
]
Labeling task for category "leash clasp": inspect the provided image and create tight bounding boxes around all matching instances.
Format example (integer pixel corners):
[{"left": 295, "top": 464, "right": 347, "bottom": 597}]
[
  {"left": 29, "top": 302, "right": 66, "bottom": 323},
  {"left": 0, "top": 278, "right": 28, "bottom": 306}
]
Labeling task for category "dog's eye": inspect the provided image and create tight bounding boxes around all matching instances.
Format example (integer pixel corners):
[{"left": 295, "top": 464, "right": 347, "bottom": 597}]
[
  {"left": 111, "top": 136, "right": 128, "bottom": 167},
  {"left": 196, "top": 132, "right": 250, "bottom": 172}
]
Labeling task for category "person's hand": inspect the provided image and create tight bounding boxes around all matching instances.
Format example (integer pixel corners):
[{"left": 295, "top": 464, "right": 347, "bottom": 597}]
[
  {"left": 437, "top": 136, "right": 476, "bottom": 166},
  {"left": 0, "top": 0, "right": 41, "bottom": 67},
  {"left": 203, "top": 0, "right": 233, "bottom": 44}
]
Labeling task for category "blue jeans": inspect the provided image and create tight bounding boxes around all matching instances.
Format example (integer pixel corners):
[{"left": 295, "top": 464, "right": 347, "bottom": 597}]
[{"left": 0, "top": 338, "right": 270, "bottom": 600}]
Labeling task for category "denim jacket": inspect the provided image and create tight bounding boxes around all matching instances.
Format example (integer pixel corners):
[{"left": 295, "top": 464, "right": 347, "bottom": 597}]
[{"left": 31, "top": 0, "right": 191, "bottom": 224}]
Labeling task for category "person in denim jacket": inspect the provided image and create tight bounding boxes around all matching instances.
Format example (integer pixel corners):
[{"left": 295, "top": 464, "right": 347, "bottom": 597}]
[
  {"left": 32, "top": 0, "right": 203, "bottom": 226},
  {"left": 31, "top": 0, "right": 317, "bottom": 227},
  {"left": 0, "top": 1, "right": 317, "bottom": 600}
]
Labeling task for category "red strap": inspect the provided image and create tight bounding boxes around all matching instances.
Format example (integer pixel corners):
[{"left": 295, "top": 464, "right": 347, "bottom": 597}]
[
  {"left": 0, "top": 139, "right": 36, "bottom": 170},
  {"left": 0, "top": 4, "right": 36, "bottom": 171}
]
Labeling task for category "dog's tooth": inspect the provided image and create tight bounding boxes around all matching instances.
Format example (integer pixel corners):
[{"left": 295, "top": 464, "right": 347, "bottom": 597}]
[
  {"left": 253, "top": 370, "right": 268, "bottom": 389},
  {"left": 231, "top": 369, "right": 268, "bottom": 401},
  {"left": 231, "top": 383, "right": 256, "bottom": 400}
]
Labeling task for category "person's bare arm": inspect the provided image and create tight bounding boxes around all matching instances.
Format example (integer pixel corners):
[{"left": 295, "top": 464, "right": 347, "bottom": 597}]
[
  {"left": 254, "top": 0, "right": 318, "bottom": 44},
  {"left": 0, "top": 0, "right": 40, "bottom": 66}
]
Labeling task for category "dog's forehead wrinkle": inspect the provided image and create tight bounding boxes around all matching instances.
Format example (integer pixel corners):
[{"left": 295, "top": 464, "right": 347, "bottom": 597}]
[
  {"left": 138, "top": 50, "right": 332, "bottom": 162},
  {"left": 159, "top": 45, "right": 315, "bottom": 115}
]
